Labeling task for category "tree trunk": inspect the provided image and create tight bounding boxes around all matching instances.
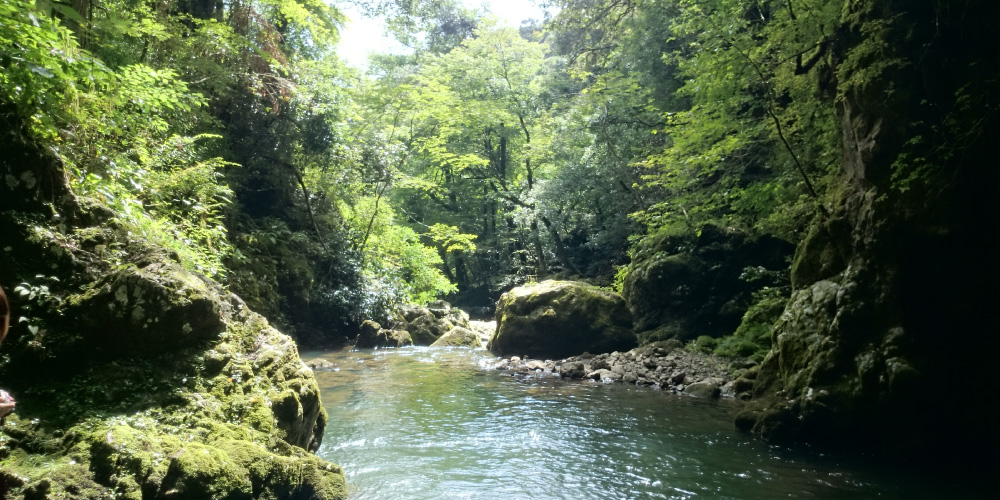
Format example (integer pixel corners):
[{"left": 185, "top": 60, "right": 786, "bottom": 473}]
[
  {"left": 531, "top": 220, "right": 547, "bottom": 278},
  {"left": 540, "top": 215, "right": 580, "bottom": 275}
]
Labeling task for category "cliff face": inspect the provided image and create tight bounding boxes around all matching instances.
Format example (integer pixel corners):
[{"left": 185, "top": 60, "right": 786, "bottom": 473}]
[
  {"left": 737, "top": 0, "right": 1000, "bottom": 456},
  {"left": 0, "top": 105, "right": 346, "bottom": 498}
]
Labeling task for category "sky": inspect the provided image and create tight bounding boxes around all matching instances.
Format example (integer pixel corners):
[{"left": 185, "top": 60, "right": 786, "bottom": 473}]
[{"left": 337, "top": 0, "right": 550, "bottom": 69}]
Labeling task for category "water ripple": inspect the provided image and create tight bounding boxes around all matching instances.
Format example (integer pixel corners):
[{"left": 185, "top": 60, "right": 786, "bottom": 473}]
[{"left": 303, "top": 346, "right": 978, "bottom": 500}]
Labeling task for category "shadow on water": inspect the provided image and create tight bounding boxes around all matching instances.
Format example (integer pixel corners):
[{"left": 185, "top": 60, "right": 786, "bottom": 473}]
[{"left": 303, "top": 346, "right": 988, "bottom": 500}]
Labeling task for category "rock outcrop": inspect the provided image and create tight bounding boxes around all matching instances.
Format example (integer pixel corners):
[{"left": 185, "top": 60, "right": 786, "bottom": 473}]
[
  {"left": 431, "top": 326, "right": 482, "bottom": 348},
  {"left": 622, "top": 224, "right": 792, "bottom": 343},
  {"left": 0, "top": 111, "right": 346, "bottom": 498},
  {"left": 488, "top": 280, "right": 636, "bottom": 359},
  {"left": 735, "top": 1, "right": 1000, "bottom": 457}
]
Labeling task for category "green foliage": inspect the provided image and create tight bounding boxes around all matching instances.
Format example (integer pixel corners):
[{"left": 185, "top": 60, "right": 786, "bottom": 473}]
[
  {"left": 0, "top": 0, "right": 103, "bottom": 141},
  {"left": 426, "top": 224, "right": 477, "bottom": 254},
  {"left": 340, "top": 197, "right": 457, "bottom": 308},
  {"left": 689, "top": 335, "right": 719, "bottom": 354},
  {"left": 714, "top": 287, "right": 789, "bottom": 362},
  {"left": 12, "top": 275, "right": 63, "bottom": 342}
]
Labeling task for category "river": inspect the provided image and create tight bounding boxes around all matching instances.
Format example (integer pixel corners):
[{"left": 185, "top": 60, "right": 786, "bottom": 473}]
[{"left": 303, "top": 346, "right": 983, "bottom": 499}]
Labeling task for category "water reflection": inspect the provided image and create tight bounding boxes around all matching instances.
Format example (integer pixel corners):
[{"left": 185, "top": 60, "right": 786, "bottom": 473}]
[{"left": 305, "top": 346, "right": 976, "bottom": 500}]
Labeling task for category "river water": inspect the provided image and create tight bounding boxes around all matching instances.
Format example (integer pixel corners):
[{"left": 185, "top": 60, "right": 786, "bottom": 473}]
[{"left": 304, "top": 346, "right": 979, "bottom": 499}]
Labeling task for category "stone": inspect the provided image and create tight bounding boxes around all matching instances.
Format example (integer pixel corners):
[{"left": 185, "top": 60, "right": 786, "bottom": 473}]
[
  {"left": 355, "top": 321, "right": 413, "bottom": 349},
  {"left": 354, "top": 320, "right": 382, "bottom": 348},
  {"left": 401, "top": 305, "right": 432, "bottom": 323},
  {"left": 408, "top": 314, "right": 448, "bottom": 345},
  {"left": 431, "top": 326, "right": 482, "bottom": 348},
  {"left": 585, "top": 369, "right": 621, "bottom": 382},
  {"left": 60, "top": 261, "right": 235, "bottom": 356},
  {"left": 525, "top": 360, "right": 548, "bottom": 371},
  {"left": 559, "top": 361, "right": 586, "bottom": 379},
  {"left": 488, "top": 280, "right": 636, "bottom": 359},
  {"left": 683, "top": 381, "right": 720, "bottom": 398},
  {"left": 305, "top": 358, "right": 335, "bottom": 371}
]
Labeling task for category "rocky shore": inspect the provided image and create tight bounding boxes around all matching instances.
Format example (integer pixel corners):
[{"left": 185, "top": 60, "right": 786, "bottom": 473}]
[{"left": 486, "top": 340, "right": 752, "bottom": 399}]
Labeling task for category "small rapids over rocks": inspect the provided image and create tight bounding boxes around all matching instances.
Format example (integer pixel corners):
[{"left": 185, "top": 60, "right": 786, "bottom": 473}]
[{"left": 302, "top": 346, "right": 982, "bottom": 500}]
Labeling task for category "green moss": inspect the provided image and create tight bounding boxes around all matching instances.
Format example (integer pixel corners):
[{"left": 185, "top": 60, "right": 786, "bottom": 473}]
[
  {"left": 159, "top": 442, "right": 251, "bottom": 499},
  {"left": 1, "top": 202, "right": 343, "bottom": 500},
  {"left": 689, "top": 335, "right": 719, "bottom": 353},
  {"left": 707, "top": 289, "right": 790, "bottom": 361},
  {"left": 1, "top": 313, "right": 344, "bottom": 499}
]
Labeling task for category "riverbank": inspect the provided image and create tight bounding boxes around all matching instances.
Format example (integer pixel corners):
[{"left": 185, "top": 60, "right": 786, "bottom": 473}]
[
  {"left": 461, "top": 320, "right": 747, "bottom": 399},
  {"left": 486, "top": 340, "right": 747, "bottom": 398}
]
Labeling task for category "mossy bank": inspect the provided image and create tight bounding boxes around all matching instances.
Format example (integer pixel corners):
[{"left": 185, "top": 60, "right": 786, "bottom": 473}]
[{"left": 0, "top": 106, "right": 346, "bottom": 499}]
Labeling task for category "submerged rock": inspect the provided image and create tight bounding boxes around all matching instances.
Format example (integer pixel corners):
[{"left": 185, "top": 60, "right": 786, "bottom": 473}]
[{"left": 488, "top": 280, "right": 636, "bottom": 359}]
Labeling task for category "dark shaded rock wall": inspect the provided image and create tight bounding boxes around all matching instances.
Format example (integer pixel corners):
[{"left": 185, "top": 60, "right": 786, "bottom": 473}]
[
  {"left": 623, "top": 225, "right": 792, "bottom": 342},
  {"left": 737, "top": 0, "right": 1000, "bottom": 458}
]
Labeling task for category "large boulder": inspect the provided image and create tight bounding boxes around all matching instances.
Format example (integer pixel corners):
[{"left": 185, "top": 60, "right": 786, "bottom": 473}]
[
  {"left": 622, "top": 224, "right": 792, "bottom": 343},
  {"left": 59, "top": 260, "right": 235, "bottom": 356},
  {"left": 488, "top": 280, "right": 635, "bottom": 359}
]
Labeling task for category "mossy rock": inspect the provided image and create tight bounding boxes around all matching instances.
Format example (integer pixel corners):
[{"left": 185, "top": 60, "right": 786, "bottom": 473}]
[
  {"left": 431, "top": 326, "right": 481, "bottom": 348},
  {"left": 622, "top": 224, "right": 793, "bottom": 342},
  {"left": 0, "top": 311, "right": 346, "bottom": 500},
  {"left": 488, "top": 280, "right": 636, "bottom": 359},
  {"left": 58, "top": 261, "right": 238, "bottom": 356},
  {"left": 407, "top": 314, "right": 450, "bottom": 345}
]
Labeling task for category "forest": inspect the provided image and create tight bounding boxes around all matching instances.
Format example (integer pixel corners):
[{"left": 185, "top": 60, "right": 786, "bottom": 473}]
[
  {"left": 1, "top": 0, "right": 844, "bottom": 345},
  {"left": 2, "top": 0, "right": 999, "bottom": 497}
]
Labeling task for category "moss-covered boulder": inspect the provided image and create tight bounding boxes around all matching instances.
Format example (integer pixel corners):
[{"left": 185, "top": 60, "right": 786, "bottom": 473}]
[
  {"left": 0, "top": 117, "right": 346, "bottom": 499},
  {"left": 488, "top": 280, "right": 635, "bottom": 359},
  {"left": 430, "top": 326, "right": 481, "bottom": 348},
  {"left": 59, "top": 261, "right": 235, "bottom": 356},
  {"left": 621, "top": 225, "right": 792, "bottom": 343}
]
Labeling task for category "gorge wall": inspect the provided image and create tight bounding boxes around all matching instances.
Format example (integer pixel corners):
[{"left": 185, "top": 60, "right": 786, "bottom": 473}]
[
  {"left": 0, "top": 102, "right": 346, "bottom": 499},
  {"left": 736, "top": 0, "right": 1000, "bottom": 458}
]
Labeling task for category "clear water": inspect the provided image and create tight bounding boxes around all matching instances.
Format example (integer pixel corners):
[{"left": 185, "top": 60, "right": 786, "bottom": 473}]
[{"left": 305, "top": 346, "right": 983, "bottom": 499}]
